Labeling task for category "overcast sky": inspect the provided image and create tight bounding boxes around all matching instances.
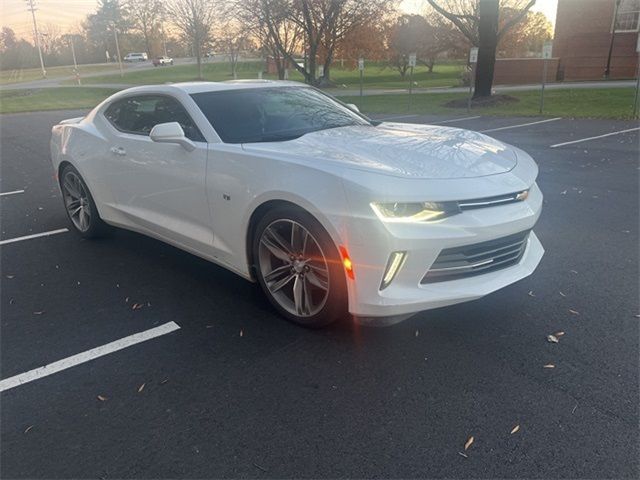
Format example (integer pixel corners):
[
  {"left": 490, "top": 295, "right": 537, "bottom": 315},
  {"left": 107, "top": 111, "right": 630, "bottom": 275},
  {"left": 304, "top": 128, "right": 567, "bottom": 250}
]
[{"left": 1, "top": 0, "right": 558, "bottom": 41}]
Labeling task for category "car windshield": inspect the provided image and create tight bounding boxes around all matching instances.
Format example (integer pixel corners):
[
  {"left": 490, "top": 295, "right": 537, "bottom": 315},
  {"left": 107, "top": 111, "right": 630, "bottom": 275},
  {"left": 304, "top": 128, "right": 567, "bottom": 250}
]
[{"left": 190, "top": 86, "right": 371, "bottom": 144}]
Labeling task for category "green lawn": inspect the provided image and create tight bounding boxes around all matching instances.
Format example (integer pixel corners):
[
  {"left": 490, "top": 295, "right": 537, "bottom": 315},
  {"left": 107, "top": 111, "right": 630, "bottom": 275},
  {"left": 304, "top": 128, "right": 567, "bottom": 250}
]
[
  {"left": 0, "top": 87, "right": 119, "bottom": 113},
  {"left": 74, "top": 60, "right": 464, "bottom": 89},
  {"left": 0, "top": 63, "right": 123, "bottom": 85},
  {"left": 341, "top": 88, "right": 638, "bottom": 119},
  {"left": 1, "top": 86, "right": 634, "bottom": 119}
]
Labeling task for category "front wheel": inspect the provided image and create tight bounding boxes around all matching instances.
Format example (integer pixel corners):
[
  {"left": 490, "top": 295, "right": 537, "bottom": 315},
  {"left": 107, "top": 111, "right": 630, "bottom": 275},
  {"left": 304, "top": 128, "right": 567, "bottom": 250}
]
[
  {"left": 60, "top": 165, "right": 108, "bottom": 238},
  {"left": 253, "top": 207, "right": 348, "bottom": 328}
]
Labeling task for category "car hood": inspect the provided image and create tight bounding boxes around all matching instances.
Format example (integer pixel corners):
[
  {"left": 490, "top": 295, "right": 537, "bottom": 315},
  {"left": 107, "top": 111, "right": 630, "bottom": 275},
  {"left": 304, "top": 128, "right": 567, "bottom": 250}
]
[{"left": 242, "top": 122, "right": 518, "bottom": 179}]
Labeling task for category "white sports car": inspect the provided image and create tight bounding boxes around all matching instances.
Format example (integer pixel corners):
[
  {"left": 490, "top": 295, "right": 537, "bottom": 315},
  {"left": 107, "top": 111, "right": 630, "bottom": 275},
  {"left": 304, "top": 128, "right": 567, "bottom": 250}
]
[{"left": 50, "top": 81, "right": 544, "bottom": 327}]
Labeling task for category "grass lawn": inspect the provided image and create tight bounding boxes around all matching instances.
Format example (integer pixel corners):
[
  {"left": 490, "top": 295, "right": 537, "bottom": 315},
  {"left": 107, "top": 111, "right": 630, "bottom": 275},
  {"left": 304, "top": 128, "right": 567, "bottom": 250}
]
[
  {"left": 1, "top": 86, "right": 634, "bottom": 119},
  {"left": 0, "top": 63, "right": 123, "bottom": 85},
  {"left": 75, "top": 60, "right": 464, "bottom": 89},
  {"left": 0, "top": 87, "right": 119, "bottom": 114},
  {"left": 340, "top": 88, "right": 639, "bottom": 119}
]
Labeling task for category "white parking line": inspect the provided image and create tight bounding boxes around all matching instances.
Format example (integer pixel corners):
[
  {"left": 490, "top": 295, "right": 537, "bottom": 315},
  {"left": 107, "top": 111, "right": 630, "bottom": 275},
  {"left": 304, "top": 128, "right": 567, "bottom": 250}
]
[
  {"left": 550, "top": 127, "right": 640, "bottom": 148},
  {"left": 0, "top": 228, "right": 69, "bottom": 246},
  {"left": 379, "top": 114, "right": 420, "bottom": 121},
  {"left": 433, "top": 116, "right": 481, "bottom": 124},
  {"left": 480, "top": 117, "right": 562, "bottom": 133},
  {"left": 0, "top": 322, "right": 181, "bottom": 392},
  {"left": 0, "top": 190, "right": 25, "bottom": 197}
]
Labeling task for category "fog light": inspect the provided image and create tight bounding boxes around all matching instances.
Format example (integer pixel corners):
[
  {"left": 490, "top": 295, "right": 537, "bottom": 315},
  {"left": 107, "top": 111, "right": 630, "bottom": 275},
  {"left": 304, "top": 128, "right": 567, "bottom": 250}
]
[{"left": 380, "top": 251, "right": 407, "bottom": 290}]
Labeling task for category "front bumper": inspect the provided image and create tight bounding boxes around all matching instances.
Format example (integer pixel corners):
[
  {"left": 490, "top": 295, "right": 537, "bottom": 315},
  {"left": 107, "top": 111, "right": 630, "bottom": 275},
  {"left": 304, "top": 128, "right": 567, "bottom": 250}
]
[{"left": 343, "top": 183, "right": 544, "bottom": 320}]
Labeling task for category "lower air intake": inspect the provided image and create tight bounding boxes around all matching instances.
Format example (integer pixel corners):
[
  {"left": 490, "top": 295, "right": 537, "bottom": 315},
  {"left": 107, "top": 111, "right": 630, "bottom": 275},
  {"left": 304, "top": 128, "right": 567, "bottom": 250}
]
[{"left": 421, "top": 230, "right": 530, "bottom": 284}]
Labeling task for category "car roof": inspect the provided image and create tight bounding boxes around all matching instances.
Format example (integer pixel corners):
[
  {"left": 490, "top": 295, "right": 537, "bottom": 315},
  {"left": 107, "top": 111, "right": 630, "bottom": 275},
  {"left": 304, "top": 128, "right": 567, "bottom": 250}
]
[{"left": 114, "top": 80, "right": 308, "bottom": 95}]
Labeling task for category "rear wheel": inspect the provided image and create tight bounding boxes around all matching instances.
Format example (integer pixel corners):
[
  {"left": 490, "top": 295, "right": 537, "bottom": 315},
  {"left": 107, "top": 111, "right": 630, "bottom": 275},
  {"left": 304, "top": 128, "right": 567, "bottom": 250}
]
[
  {"left": 60, "top": 164, "right": 108, "bottom": 238},
  {"left": 253, "top": 207, "right": 348, "bottom": 328}
]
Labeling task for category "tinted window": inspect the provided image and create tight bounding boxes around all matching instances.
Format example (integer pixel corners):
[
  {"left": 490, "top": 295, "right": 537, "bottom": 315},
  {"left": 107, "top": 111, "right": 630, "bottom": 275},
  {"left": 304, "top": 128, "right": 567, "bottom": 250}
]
[
  {"left": 104, "top": 95, "right": 204, "bottom": 141},
  {"left": 190, "top": 87, "right": 371, "bottom": 144}
]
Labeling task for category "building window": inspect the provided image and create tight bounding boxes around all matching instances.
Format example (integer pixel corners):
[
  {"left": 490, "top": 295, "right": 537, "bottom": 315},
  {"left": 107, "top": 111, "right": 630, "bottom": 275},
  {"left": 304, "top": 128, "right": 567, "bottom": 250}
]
[{"left": 615, "top": 0, "right": 640, "bottom": 32}]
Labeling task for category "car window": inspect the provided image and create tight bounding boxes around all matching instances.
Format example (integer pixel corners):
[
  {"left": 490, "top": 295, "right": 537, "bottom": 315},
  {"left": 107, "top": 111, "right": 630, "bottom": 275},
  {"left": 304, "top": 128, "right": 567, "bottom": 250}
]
[
  {"left": 190, "top": 87, "right": 371, "bottom": 144},
  {"left": 104, "top": 95, "right": 205, "bottom": 142}
]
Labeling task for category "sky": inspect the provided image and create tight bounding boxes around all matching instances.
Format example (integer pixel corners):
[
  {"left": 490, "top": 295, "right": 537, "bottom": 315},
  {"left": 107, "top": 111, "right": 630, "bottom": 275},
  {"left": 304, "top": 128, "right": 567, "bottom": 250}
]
[{"left": 1, "top": 0, "right": 559, "bottom": 41}]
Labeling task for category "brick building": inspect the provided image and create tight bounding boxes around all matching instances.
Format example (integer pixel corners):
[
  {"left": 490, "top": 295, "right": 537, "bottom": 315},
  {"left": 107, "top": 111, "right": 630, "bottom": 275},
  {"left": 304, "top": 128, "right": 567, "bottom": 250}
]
[{"left": 553, "top": 0, "right": 639, "bottom": 80}]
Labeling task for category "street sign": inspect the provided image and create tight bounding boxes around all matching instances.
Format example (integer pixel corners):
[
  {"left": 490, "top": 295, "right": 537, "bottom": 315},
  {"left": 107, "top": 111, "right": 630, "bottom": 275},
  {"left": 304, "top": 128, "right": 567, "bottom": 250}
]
[
  {"left": 358, "top": 58, "right": 364, "bottom": 71},
  {"left": 469, "top": 47, "right": 478, "bottom": 64},
  {"left": 543, "top": 41, "right": 553, "bottom": 59},
  {"left": 408, "top": 53, "right": 417, "bottom": 68}
]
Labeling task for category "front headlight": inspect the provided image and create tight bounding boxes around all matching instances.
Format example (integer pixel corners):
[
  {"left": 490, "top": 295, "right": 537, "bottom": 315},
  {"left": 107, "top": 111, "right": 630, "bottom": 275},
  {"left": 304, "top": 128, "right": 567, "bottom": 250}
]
[{"left": 370, "top": 201, "right": 460, "bottom": 223}]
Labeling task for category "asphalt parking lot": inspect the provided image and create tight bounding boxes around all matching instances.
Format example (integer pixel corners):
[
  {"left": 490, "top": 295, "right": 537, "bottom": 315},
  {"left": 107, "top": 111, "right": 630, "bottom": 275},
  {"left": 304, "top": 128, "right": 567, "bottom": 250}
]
[{"left": 1, "top": 109, "right": 638, "bottom": 479}]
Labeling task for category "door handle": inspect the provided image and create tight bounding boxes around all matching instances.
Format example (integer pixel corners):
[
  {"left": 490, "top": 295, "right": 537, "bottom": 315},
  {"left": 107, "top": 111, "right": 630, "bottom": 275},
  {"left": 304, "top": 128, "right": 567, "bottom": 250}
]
[{"left": 110, "top": 146, "right": 127, "bottom": 156}]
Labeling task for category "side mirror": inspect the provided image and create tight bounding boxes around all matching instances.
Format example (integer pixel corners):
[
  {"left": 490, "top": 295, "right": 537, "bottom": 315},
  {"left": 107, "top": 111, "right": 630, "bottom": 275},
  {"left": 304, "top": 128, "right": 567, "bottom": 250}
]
[
  {"left": 150, "top": 122, "right": 196, "bottom": 151},
  {"left": 346, "top": 103, "right": 360, "bottom": 113}
]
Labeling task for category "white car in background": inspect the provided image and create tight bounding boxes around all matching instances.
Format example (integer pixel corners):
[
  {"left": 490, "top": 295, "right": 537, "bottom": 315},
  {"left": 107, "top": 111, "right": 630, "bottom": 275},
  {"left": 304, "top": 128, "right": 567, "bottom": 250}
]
[
  {"left": 123, "top": 52, "right": 148, "bottom": 62},
  {"left": 50, "top": 81, "right": 544, "bottom": 327}
]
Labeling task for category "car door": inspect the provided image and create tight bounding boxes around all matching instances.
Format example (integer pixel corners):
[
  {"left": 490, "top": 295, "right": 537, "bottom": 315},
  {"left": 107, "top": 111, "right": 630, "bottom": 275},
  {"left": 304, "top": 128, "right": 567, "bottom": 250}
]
[{"left": 102, "top": 94, "right": 214, "bottom": 253}]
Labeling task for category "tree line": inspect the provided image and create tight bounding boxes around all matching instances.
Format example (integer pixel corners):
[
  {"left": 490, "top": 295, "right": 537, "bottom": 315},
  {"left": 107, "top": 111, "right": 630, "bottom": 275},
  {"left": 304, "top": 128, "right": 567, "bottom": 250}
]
[{"left": 1, "top": 0, "right": 552, "bottom": 98}]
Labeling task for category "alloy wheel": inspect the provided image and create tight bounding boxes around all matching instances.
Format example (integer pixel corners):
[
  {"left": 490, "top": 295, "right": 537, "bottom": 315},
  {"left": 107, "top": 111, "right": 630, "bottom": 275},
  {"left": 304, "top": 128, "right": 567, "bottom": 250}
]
[
  {"left": 62, "top": 171, "right": 91, "bottom": 232},
  {"left": 258, "top": 219, "right": 330, "bottom": 317}
]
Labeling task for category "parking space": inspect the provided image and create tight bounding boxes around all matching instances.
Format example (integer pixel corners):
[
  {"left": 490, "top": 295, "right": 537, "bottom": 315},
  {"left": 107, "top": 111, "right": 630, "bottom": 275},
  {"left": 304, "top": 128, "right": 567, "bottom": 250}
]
[{"left": 1, "top": 110, "right": 638, "bottom": 478}]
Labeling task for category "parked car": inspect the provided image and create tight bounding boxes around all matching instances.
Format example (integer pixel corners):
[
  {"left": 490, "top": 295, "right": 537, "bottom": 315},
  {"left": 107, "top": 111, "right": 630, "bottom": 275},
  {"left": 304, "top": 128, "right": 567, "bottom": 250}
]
[
  {"left": 123, "top": 52, "right": 148, "bottom": 62},
  {"left": 50, "top": 81, "right": 544, "bottom": 328},
  {"left": 152, "top": 56, "right": 174, "bottom": 66}
]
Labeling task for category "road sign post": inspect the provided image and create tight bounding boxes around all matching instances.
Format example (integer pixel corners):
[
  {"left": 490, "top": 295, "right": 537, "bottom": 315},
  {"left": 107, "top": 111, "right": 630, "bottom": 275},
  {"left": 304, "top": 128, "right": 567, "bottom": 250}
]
[
  {"left": 540, "top": 41, "right": 553, "bottom": 114},
  {"left": 634, "top": 36, "right": 640, "bottom": 118},
  {"left": 358, "top": 58, "right": 364, "bottom": 97},
  {"left": 468, "top": 47, "right": 478, "bottom": 112},
  {"left": 408, "top": 53, "right": 416, "bottom": 110}
]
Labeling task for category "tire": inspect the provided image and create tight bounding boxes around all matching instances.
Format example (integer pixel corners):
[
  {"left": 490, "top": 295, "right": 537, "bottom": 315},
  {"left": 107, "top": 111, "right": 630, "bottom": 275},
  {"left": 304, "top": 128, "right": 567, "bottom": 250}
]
[
  {"left": 59, "top": 164, "right": 109, "bottom": 239},
  {"left": 252, "top": 206, "right": 348, "bottom": 328}
]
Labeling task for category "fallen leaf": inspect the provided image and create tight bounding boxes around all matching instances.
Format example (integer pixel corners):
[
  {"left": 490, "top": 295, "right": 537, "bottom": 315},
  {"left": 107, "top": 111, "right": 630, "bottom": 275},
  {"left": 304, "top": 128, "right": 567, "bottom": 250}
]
[
  {"left": 415, "top": 329, "right": 419, "bottom": 337},
  {"left": 33, "top": 311, "right": 44, "bottom": 315},
  {"left": 125, "top": 297, "right": 130, "bottom": 303},
  {"left": 239, "top": 329, "right": 244, "bottom": 337},
  {"left": 547, "top": 334, "right": 559, "bottom": 343},
  {"left": 464, "top": 436, "right": 474, "bottom": 451},
  {"left": 160, "top": 378, "right": 169, "bottom": 385},
  {"left": 510, "top": 424, "right": 520, "bottom": 434},
  {"left": 205, "top": 325, "right": 214, "bottom": 329},
  {"left": 570, "top": 270, "right": 578, "bottom": 274},
  {"left": 559, "top": 291, "right": 566, "bottom": 297},
  {"left": 6, "top": 275, "right": 14, "bottom": 279},
  {"left": 97, "top": 395, "right": 107, "bottom": 402},
  {"left": 543, "top": 364, "right": 555, "bottom": 369},
  {"left": 528, "top": 291, "right": 535, "bottom": 297},
  {"left": 458, "top": 452, "right": 468, "bottom": 458},
  {"left": 569, "top": 309, "right": 580, "bottom": 315},
  {"left": 132, "top": 303, "right": 143, "bottom": 310},
  {"left": 634, "top": 314, "right": 640, "bottom": 318},
  {"left": 560, "top": 190, "right": 567, "bottom": 195},
  {"left": 24, "top": 425, "right": 34, "bottom": 434},
  {"left": 554, "top": 331, "right": 565, "bottom": 337},
  {"left": 137, "top": 383, "right": 145, "bottom": 393}
]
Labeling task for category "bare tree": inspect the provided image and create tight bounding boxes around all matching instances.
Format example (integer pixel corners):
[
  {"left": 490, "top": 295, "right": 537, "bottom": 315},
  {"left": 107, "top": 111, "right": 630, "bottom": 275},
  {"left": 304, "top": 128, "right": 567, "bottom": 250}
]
[
  {"left": 215, "top": 21, "right": 256, "bottom": 78},
  {"left": 126, "top": 0, "right": 165, "bottom": 56},
  {"left": 242, "top": 0, "right": 393, "bottom": 85},
  {"left": 427, "top": 0, "right": 536, "bottom": 97},
  {"left": 169, "top": 0, "right": 216, "bottom": 79}
]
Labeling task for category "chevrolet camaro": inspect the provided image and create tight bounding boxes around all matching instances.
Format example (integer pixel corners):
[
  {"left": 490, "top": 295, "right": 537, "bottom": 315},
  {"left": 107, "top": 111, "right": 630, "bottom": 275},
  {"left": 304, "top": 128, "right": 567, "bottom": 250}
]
[{"left": 50, "top": 80, "right": 544, "bottom": 327}]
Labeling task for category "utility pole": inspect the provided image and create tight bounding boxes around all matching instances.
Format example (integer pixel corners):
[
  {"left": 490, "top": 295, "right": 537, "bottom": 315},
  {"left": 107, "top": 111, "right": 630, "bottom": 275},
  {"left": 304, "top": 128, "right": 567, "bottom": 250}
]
[
  {"left": 112, "top": 23, "right": 124, "bottom": 78},
  {"left": 161, "top": 23, "right": 168, "bottom": 57},
  {"left": 26, "top": 0, "right": 46, "bottom": 78},
  {"left": 605, "top": 0, "right": 622, "bottom": 78}
]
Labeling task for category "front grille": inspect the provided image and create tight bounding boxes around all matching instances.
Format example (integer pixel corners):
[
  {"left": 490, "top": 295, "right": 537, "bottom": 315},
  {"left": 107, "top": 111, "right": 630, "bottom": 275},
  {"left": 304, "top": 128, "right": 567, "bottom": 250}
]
[
  {"left": 421, "top": 230, "right": 530, "bottom": 284},
  {"left": 457, "top": 190, "right": 528, "bottom": 211}
]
